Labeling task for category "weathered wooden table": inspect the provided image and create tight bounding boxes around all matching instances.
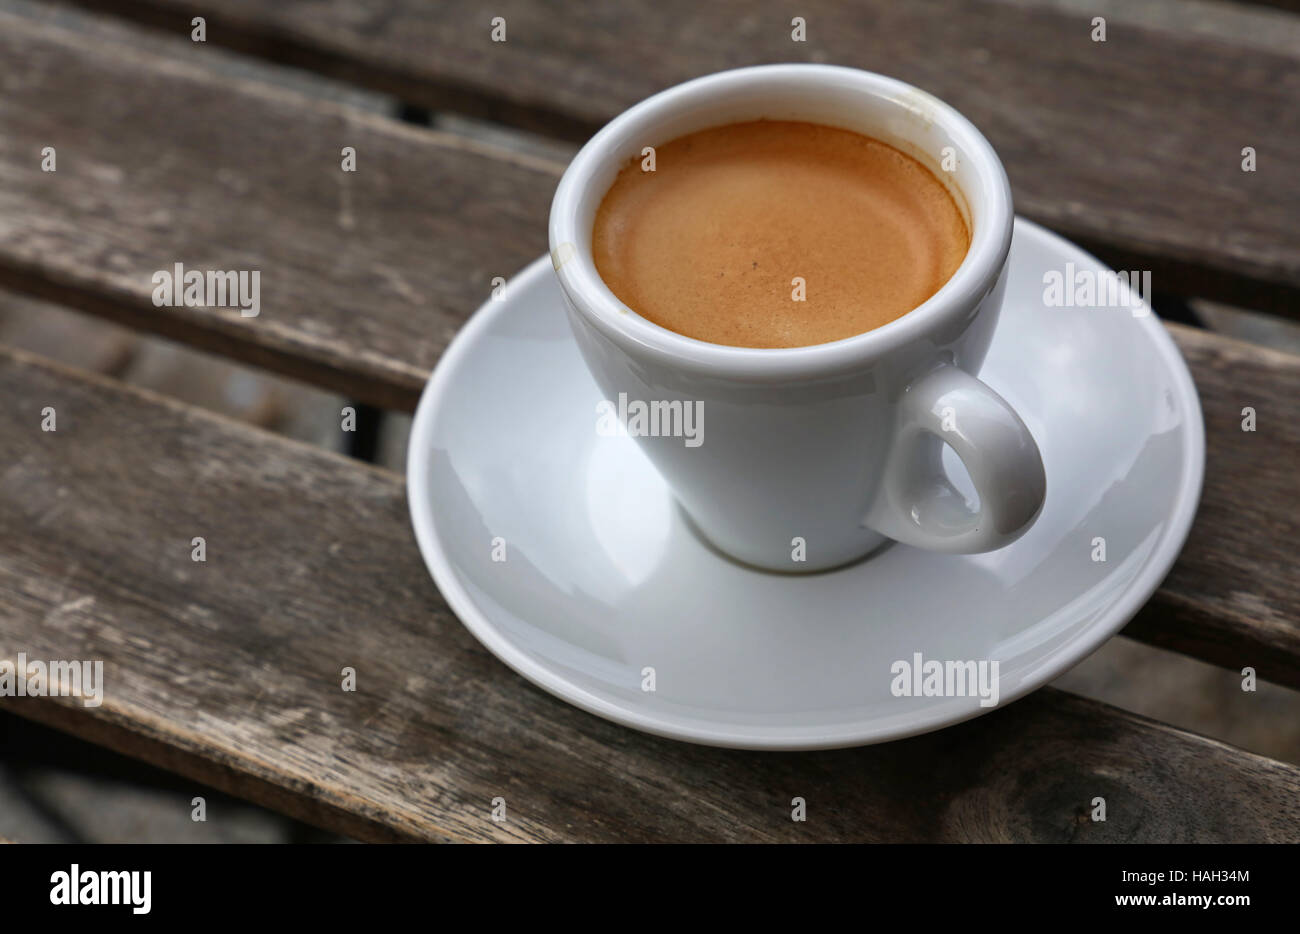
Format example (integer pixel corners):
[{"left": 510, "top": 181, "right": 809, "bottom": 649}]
[{"left": 1, "top": 0, "right": 1297, "bottom": 842}]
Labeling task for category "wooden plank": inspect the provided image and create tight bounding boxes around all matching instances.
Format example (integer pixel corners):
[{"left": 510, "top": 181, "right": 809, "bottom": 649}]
[
  {"left": 0, "top": 12, "right": 560, "bottom": 412},
  {"left": 1, "top": 345, "right": 1298, "bottom": 842},
  {"left": 1128, "top": 324, "right": 1300, "bottom": 688},
  {"left": 1, "top": 15, "right": 1297, "bottom": 691},
  {"left": 54, "top": 0, "right": 1300, "bottom": 315},
  {"left": 6, "top": 9, "right": 1300, "bottom": 420}
]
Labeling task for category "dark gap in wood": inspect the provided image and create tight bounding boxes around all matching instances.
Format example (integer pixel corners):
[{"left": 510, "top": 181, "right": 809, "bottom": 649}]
[
  {"left": 1060, "top": 232, "right": 1298, "bottom": 322},
  {"left": 343, "top": 402, "right": 383, "bottom": 463},
  {"left": 1232, "top": 0, "right": 1300, "bottom": 13},
  {"left": 8, "top": 776, "right": 88, "bottom": 844},
  {"left": 0, "top": 702, "right": 426, "bottom": 843},
  {"left": 0, "top": 709, "right": 338, "bottom": 841},
  {"left": 1150, "top": 293, "right": 1204, "bottom": 329},
  {"left": 0, "top": 714, "right": 90, "bottom": 842},
  {"left": 395, "top": 103, "right": 433, "bottom": 126}
]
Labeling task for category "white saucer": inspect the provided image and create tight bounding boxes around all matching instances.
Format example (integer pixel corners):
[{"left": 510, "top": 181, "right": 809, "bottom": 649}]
[{"left": 406, "top": 218, "right": 1204, "bottom": 750}]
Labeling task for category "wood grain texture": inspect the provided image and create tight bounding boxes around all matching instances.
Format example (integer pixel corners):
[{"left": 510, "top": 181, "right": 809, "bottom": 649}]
[
  {"left": 1129, "top": 324, "right": 1300, "bottom": 689},
  {"left": 1, "top": 344, "right": 1298, "bottom": 842},
  {"left": 0, "top": 12, "right": 560, "bottom": 412},
  {"left": 4, "top": 9, "right": 1300, "bottom": 418},
  {"left": 54, "top": 0, "right": 1300, "bottom": 315}
]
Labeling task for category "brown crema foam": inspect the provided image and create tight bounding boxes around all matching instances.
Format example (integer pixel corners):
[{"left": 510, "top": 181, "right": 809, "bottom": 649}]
[{"left": 592, "top": 120, "right": 970, "bottom": 348}]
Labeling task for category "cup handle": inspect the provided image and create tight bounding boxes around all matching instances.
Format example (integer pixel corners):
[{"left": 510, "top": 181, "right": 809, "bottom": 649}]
[{"left": 863, "top": 364, "right": 1046, "bottom": 553}]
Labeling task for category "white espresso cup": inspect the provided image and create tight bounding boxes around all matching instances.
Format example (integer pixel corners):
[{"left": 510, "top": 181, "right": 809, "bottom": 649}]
[{"left": 549, "top": 65, "right": 1046, "bottom": 572}]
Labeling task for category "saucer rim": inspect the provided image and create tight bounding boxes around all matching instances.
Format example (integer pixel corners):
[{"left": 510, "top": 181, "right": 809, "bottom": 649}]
[{"left": 406, "top": 217, "right": 1206, "bottom": 750}]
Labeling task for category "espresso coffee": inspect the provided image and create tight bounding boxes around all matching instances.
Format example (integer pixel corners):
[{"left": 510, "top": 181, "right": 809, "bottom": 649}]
[{"left": 592, "top": 120, "right": 970, "bottom": 348}]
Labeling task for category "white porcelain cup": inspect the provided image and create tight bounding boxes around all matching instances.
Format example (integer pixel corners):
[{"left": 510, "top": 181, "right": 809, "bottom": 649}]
[{"left": 549, "top": 64, "right": 1046, "bottom": 572}]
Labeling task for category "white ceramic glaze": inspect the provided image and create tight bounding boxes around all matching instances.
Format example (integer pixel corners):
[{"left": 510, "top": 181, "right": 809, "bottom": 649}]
[
  {"left": 406, "top": 220, "right": 1205, "bottom": 750},
  {"left": 549, "top": 65, "right": 1045, "bottom": 570}
]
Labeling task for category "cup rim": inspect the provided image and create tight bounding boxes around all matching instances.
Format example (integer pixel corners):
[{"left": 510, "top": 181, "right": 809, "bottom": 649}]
[{"left": 549, "top": 64, "right": 1014, "bottom": 381}]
